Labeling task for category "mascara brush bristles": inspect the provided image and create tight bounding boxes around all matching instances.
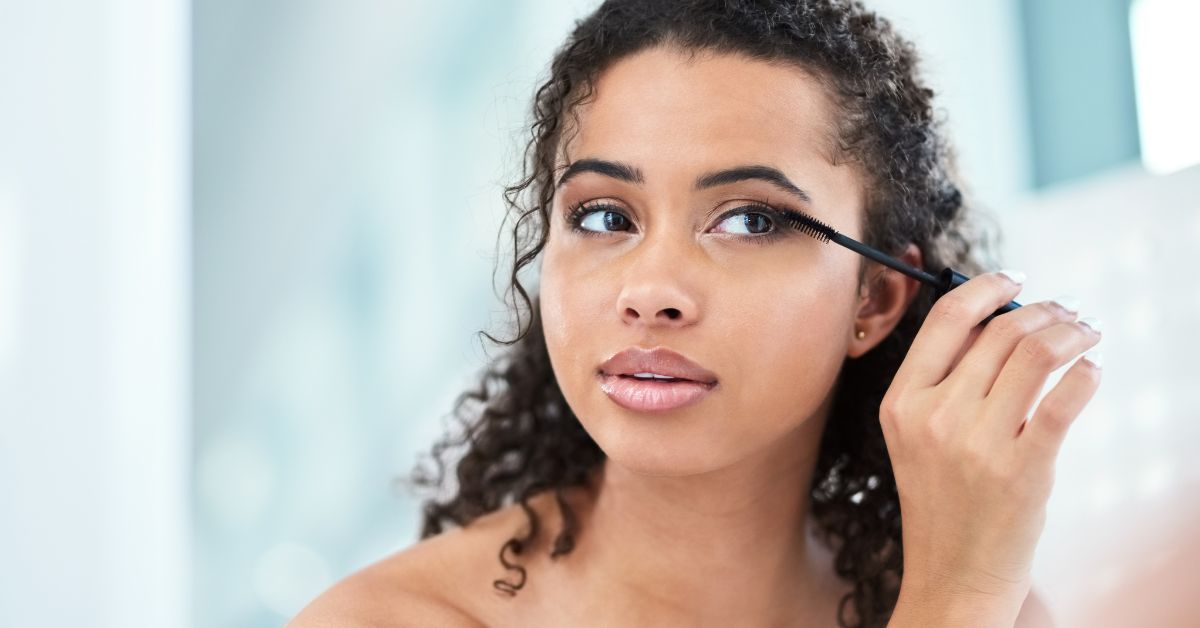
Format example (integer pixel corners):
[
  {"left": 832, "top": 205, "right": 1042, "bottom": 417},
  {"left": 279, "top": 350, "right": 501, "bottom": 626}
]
[
  {"left": 784, "top": 212, "right": 834, "bottom": 243},
  {"left": 783, "top": 211, "right": 941, "bottom": 287}
]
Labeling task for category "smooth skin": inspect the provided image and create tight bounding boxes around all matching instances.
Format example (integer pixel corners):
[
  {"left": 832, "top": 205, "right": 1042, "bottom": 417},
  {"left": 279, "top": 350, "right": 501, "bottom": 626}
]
[{"left": 291, "top": 45, "right": 1096, "bottom": 627}]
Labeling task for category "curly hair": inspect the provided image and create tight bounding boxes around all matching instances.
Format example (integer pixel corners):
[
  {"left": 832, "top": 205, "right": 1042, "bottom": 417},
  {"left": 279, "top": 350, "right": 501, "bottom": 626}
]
[{"left": 406, "top": 1, "right": 991, "bottom": 626}]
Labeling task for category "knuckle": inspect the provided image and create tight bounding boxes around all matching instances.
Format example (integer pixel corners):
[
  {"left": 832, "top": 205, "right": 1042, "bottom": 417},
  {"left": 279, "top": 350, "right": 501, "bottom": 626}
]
[
  {"left": 1038, "top": 397, "right": 1073, "bottom": 428},
  {"left": 931, "top": 294, "right": 972, "bottom": 324},
  {"left": 1034, "top": 300, "right": 1068, "bottom": 322},
  {"left": 987, "top": 312, "right": 1027, "bottom": 340},
  {"left": 988, "top": 301, "right": 1056, "bottom": 341},
  {"left": 990, "top": 461, "right": 1016, "bottom": 485},
  {"left": 925, "top": 405, "right": 957, "bottom": 445},
  {"left": 919, "top": 417, "right": 947, "bottom": 448},
  {"left": 879, "top": 393, "right": 903, "bottom": 424},
  {"left": 1018, "top": 335, "right": 1059, "bottom": 367},
  {"left": 961, "top": 431, "right": 1004, "bottom": 477}
]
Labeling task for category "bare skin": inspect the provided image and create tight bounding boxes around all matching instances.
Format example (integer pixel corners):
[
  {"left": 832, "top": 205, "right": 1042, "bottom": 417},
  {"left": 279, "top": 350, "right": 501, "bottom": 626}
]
[
  {"left": 289, "top": 482, "right": 1051, "bottom": 626},
  {"left": 291, "top": 45, "right": 1090, "bottom": 627}
]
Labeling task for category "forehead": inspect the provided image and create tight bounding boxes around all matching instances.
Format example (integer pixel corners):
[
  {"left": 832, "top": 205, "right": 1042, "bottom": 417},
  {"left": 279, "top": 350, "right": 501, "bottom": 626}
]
[{"left": 559, "top": 46, "right": 842, "bottom": 173}]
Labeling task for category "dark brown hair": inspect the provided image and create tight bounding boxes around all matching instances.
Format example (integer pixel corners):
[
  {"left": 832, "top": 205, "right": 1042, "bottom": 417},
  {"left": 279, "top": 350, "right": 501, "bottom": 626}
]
[{"left": 406, "top": 1, "right": 988, "bottom": 625}]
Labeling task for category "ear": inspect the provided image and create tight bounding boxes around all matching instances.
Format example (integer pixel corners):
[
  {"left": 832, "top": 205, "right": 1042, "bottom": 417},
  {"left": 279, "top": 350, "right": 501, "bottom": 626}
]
[{"left": 847, "top": 243, "right": 923, "bottom": 358}]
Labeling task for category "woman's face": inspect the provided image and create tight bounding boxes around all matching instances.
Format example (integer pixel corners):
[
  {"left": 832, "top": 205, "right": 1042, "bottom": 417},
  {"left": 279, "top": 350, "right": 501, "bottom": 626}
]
[{"left": 540, "top": 46, "right": 868, "bottom": 476}]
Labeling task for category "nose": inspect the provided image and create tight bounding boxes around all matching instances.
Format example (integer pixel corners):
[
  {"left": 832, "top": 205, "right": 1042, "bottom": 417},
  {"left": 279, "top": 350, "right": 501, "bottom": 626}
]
[{"left": 615, "top": 252, "right": 702, "bottom": 329}]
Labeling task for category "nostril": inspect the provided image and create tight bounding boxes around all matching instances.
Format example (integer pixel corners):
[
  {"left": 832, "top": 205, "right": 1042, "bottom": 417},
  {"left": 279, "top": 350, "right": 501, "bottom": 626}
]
[{"left": 621, "top": 306, "right": 687, "bottom": 322}]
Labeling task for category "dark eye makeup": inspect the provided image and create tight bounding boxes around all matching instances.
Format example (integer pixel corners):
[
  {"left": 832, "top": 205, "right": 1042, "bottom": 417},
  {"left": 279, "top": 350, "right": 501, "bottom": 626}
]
[{"left": 562, "top": 199, "right": 807, "bottom": 246}]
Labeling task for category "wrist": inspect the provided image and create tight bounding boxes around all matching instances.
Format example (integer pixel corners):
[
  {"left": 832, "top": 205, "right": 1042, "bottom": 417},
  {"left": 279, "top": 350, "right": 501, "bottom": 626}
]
[{"left": 889, "top": 574, "right": 1027, "bottom": 628}]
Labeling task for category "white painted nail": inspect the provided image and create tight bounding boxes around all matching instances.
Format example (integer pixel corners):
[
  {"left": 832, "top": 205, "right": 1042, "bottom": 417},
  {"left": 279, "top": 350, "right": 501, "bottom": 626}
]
[
  {"left": 998, "top": 269, "right": 1026, "bottom": 284},
  {"left": 1051, "top": 295, "right": 1081, "bottom": 313},
  {"left": 1078, "top": 317, "right": 1103, "bottom": 333},
  {"left": 1082, "top": 350, "right": 1104, "bottom": 369}
]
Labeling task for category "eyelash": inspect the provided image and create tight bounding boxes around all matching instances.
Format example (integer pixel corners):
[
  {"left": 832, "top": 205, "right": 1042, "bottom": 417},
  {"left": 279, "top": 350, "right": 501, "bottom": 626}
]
[{"left": 563, "top": 200, "right": 800, "bottom": 246}]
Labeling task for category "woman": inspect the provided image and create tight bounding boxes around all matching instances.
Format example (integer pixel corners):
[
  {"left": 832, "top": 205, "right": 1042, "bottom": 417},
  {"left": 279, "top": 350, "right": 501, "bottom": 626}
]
[{"left": 293, "top": 0, "right": 1101, "bottom": 626}]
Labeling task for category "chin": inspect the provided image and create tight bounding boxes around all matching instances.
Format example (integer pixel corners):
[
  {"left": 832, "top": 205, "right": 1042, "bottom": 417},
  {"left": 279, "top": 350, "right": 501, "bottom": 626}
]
[
  {"left": 578, "top": 407, "right": 743, "bottom": 478},
  {"left": 605, "top": 451, "right": 723, "bottom": 478}
]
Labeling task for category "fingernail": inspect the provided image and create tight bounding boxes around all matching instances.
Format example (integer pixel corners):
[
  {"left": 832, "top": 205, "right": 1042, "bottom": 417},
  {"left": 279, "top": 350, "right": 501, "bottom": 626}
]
[
  {"left": 998, "top": 269, "right": 1026, "bottom": 284},
  {"left": 1051, "top": 295, "right": 1081, "bottom": 313},
  {"left": 1082, "top": 350, "right": 1104, "bottom": 369},
  {"left": 1078, "top": 317, "right": 1103, "bottom": 333}
]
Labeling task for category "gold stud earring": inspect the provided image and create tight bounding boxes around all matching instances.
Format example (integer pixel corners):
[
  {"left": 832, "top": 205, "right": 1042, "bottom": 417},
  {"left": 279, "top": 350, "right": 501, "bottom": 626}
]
[{"left": 855, "top": 329, "right": 867, "bottom": 340}]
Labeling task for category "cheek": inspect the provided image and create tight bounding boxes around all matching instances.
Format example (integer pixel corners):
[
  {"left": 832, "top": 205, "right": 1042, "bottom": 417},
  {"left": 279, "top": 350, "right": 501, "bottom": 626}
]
[
  {"left": 539, "top": 240, "right": 608, "bottom": 387},
  {"left": 725, "top": 283, "right": 851, "bottom": 422},
  {"left": 701, "top": 242, "right": 860, "bottom": 464},
  {"left": 667, "top": 259, "right": 864, "bottom": 470}
]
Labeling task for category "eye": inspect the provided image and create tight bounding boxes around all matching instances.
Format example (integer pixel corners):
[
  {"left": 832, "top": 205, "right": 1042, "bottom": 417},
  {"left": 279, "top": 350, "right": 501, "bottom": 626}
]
[
  {"left": 713, "top": 209, "right": 776, "bottom": 236},
  {"left": 566, "top": 202, "right": 634, "bottom": 234},
  {"left": 711, "top": 203, "right": 803, "bottom": 245}
]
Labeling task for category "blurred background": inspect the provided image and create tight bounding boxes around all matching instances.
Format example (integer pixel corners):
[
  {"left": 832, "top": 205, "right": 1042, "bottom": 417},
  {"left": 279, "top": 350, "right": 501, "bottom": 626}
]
[{"left": 2, "top": 0, "right": 1197, "bottom": 626}]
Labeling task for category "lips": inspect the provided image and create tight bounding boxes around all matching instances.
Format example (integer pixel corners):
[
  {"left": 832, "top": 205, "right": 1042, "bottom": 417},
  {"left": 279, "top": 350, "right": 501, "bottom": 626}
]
[
  {"left": 598, "top": 346, "right": 718, "bottom": 384},
  {"left": 597, "top": 346, "right": 717, "bottom": 412}
]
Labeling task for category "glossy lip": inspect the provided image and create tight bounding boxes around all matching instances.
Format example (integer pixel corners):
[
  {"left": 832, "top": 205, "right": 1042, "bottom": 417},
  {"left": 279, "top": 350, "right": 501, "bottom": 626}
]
[
  {"left": 597, "top": 346, "right": 718, "bottom": 413},
  {"left": 598, "top": 346, "right": 719, "bottom": 383}
]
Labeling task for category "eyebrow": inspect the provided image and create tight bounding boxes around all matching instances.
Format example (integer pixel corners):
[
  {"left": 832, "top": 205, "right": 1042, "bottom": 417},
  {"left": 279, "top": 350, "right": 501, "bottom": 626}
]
[{"left": 554, "top": 158, "right": 813, "bottom": 205}]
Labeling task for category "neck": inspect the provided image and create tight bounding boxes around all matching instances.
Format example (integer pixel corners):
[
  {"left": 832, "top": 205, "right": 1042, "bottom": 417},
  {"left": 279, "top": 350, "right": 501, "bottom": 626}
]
[{"left": 574, "top": 406, "right": 838, "bottom": 623}]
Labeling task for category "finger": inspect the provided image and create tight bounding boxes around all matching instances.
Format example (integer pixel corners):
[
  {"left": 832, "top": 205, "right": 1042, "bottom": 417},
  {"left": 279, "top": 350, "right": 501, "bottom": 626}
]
[
  {"left": 940, "top": 300, "right": 1078, "bottom": 398},
  {"left": 946, "top": 325, "right": 982, "bottom": 373},
  {"left": 985, "top": 318, "right": 1102, "bottom": 438},
  {"left": 891, "top": 270, "right": 1025, "bottom": 390},
  {"left": 1018, "top": 351, "right": 1103, "bottom": 459}
]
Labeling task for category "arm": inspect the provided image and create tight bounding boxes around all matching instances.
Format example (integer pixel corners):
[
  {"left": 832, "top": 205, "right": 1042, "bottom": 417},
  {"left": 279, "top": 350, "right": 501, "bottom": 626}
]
[{"left": 889, "top": 581, "right": 1054, "bottom": 628}]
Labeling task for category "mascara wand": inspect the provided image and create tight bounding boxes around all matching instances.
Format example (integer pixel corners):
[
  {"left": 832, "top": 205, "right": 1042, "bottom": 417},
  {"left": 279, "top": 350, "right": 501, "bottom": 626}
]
[{"left": 783, "top": 211, "right": 1022, "bottom": 324}]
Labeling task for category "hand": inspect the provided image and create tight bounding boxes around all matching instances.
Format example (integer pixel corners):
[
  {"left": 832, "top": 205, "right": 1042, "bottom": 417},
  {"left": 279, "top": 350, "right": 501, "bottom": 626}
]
[{"left": 880, "top": 271, "right": 1102, "bottom": 622}]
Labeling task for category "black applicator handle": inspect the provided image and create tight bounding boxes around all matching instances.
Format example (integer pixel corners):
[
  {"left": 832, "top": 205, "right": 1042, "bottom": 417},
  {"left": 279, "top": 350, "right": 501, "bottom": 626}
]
[{"left": 938, "top": 268, "right": 1022, "bottom": 325}]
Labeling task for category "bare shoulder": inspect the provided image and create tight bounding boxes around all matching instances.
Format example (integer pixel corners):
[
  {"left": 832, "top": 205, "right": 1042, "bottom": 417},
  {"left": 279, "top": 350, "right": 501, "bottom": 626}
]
[
  {"left": 286, "top": 531, "right": 486, "bottom": 628},
  {"left": 286, "top": 568, "right": 482, "bottom": 628},
  {"left": 1014, "top": 585, "right": 1056, "bottom": 628},
  {"left": 288, "top": 490, "right": 573, "bottom": 628}
]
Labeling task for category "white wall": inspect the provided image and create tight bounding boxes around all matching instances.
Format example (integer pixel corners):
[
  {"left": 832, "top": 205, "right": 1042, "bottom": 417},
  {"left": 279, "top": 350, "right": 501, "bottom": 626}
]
[{"left": 0, "top": 0, "right": 189, "bottom": 626}]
